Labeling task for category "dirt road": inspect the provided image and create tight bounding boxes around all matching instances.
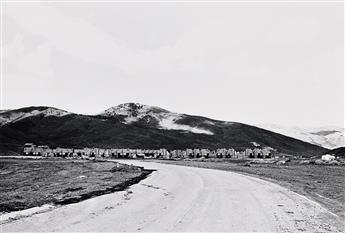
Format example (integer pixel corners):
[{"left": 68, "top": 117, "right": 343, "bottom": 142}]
[{"left": 2, "top": 160, "right": 343, "bottom": 232}]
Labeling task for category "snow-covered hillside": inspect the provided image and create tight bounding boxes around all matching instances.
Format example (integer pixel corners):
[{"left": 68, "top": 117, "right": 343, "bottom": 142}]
[
  {"left": 257, "top": 124, "right": 344, "bottom": 149},
  {"left": 100, "top": 103, "right": 214, "bottom": 135},
  {"left": 0, "top": 107, "right": 71, "bottom": 126}
]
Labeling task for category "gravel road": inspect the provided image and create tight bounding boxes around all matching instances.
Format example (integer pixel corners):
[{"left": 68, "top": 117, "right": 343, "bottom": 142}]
[{"left": 2, "top": 160, "right": 342, "bottom": 232}]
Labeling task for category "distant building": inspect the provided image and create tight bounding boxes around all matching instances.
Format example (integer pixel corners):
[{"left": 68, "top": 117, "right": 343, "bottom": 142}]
[
  {"left": 23, "top": 143, "right": 36, "bottom": 155},
  {"left": 216, "top": 148, "right": 227, "bottom": 158},
  {"left": 23, "top": 143, "right": 278, "bottom": 160},
  {"left": 245, "top": 148, "right": 253, "bottom": 157},
  {"left": 186, "top": 149, "right": 193, "bottom": 158},
  {"left": 201, "top": 149, "right": 210, "bottom": 158}
]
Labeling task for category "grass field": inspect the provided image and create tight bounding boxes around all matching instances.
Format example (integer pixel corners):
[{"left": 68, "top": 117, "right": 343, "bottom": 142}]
[
  {"left": 158, "top": 160, "right": 345, "bottom": 220},
  {"left": 0, "top": 158, "right": 152, "bottom": 213}
]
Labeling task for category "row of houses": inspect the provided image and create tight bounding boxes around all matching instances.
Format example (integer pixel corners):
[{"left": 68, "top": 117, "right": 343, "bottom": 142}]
[{"left": 23, "top": 143, "right": 274, "bottom": 159}]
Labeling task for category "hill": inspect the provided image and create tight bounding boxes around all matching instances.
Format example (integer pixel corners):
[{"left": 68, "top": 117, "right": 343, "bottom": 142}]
[
  {"left": 257, "top": 124, "right": 344, "bottom": 149},
  {"left": 0, "top": 103, "right": 327, "bottom": 156},
  {"left": 329, "top": 147, "right": 345, "bottom": 158}
]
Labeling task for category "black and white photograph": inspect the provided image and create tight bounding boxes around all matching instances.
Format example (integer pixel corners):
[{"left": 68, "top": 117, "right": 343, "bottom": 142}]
[{"left": 0, "top": 0, "right": 344, "bottom": 232}]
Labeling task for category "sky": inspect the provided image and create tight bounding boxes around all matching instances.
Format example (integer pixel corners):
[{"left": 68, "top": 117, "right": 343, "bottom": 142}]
[{"left": 1, "top": 1, "right": 344, "bottom": 128}]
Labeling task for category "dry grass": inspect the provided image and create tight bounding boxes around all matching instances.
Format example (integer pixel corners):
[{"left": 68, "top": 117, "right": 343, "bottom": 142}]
[
  {"left": 158, "top": 159, "right": 345, "bottom": 219},
  {"left": 0, "top": 158, "right": 152, "bottom": 213}
]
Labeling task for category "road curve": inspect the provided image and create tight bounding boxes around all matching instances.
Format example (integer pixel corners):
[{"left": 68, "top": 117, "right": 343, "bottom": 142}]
[{"left": 2, "top": 160, "right": 342, "bottom": 232}]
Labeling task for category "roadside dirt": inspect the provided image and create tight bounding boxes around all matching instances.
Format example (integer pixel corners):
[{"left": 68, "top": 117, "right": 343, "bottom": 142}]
[{"left": 2, "top": 160, "right": 343, "bottom": 232}]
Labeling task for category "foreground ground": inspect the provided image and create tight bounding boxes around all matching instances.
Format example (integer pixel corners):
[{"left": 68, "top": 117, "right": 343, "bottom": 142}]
[
  {"left": 0, "top": 158, "right": 151, "bottom": 213},
  {"left": 158, "top": 159, "right": 345, "bottom": 220},
  {"left": 2, "top": 160, "right": 343, "bottom": 232}
]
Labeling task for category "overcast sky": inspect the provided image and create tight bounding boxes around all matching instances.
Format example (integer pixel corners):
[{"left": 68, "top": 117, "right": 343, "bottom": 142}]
[{"left": 2, "top": 1, "right": 344, "bottom": 128}]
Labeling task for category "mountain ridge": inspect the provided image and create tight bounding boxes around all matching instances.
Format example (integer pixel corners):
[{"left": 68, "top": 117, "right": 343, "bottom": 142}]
[
  {"left": 0, "top": 103, "right": 330, "bottom": 156},
  {"left": 256, "top": 124, "right": 344, "bottom": 149}
]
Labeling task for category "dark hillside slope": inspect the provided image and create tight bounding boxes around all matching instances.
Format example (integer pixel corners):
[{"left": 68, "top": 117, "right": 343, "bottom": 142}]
[
  {"left": 0, "top": 106, "right": 327, "bottom": 156},
  {"left": 329, "top": 147, "right": 345, "bottom": 158}
]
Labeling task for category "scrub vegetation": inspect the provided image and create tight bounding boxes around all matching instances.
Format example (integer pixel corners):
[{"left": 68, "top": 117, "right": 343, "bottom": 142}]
[{"left": 0, "top": 158, "right": 152, "bottom": 213}]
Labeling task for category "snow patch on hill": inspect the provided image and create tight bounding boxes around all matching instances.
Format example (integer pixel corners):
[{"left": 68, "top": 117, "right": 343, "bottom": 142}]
[
  {"left": 204, "top": 120, "right": 216, "bottom": 125},
  {"left": 101, "top": 103, "right": 214, "bottom": 135},
  {"left": 0, "top": 108, "right": 71, "bottom": 126},
  {"left": 159, "top": 114, "right": 213, "bottom": 135},
  {"left": 41, "top": 108, "right": 71, "bottom": 117},
  {"left": 257, "top": 124, "right": 344, "bottom": 149}
]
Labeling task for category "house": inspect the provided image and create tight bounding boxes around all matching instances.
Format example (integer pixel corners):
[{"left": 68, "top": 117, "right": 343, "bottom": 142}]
[
  {"left": 23, "top": 143, "right": 36, "bottom": 155},
  {"left": 201, "top": 149, "right": 210, "bottom": 158},
  {"left": 22, "top": 143, "right": 278, "bottom": 160},
  {"left": 235, "top": 151, "right": 246, "bottom": 159},
  {"left": 186, "top": 149, "right": 194, "bottom": 158},
  {"left": 261, "top": 148, "right": 273, "bottom": 158},
  {"left": 245, "top": 148, "right": 254, "bottom": 157},
  {"left": 226, "top": 148, "right": 236, "bottom": 158},
  {"left": 74, "top": 149, "right": 86, "bottom": 157},
  {"left": 53, "top": 147, "right": 73, "bottom": 157},
  {"left": 23, "top": 144, "right": 51, "bottom": 156},
  {"left": 216, "top": 148, "right": 227, "bottom": 158},
  {"left": 209, "top": 150, "right": 217, "bottom": 158},
  {"left": 155, "top": 148, "right": 168, "bottom": 158},
  {"left": 193, "top": 149, "right": 201, "bottom": 157},
  {"left": 37, "top": 145, "right": 50, "bottom": 156},
  {"left": 253, "top": 148, "right": 262, "bottom": 158}
]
